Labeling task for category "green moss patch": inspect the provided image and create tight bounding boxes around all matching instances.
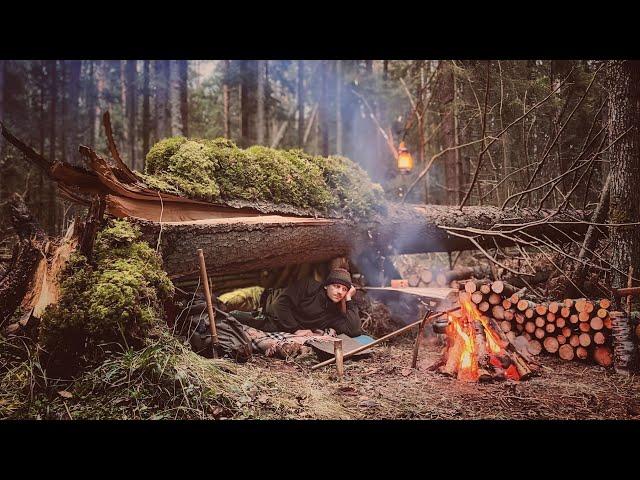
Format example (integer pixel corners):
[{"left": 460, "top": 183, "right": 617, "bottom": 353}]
[
  {"left": 40, "top": 220, "right": 174, "bottom": 373},
  {"left": 142, "top": 137, "right": 386, "bottom": 219}
]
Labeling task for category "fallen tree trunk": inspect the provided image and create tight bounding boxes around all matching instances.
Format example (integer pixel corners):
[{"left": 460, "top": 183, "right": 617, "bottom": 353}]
[
  {"left": 2, "top": 122, "right": 595, "bottom": 279},
  {"left": 137, "top": 203, "right": 593, "bottom": 279}
]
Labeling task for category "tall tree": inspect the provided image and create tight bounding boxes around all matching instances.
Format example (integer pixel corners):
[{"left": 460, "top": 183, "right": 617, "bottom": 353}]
[
  {"left": 93, "top": 61, "right": 105, "bottom": 149},
  {"left": 606, "top": 60, "right": 640, "bottom": 294},
  {"left": 256, "top": 60, "right": 265, "bottom": 144},
  {"left": 223, "top": 60, "right": 230, "bottom": 139},
  {"left": 142, "top": 60, "right": 151, "bottom": 162},
  {"left": 86, "top": 61, "right": 96, "bottom": 147},
  {"left": 120, "top": 60, "right": 128, "bottom": 153},
  {"left": 319, "top": 60, "right": 329, "bottom": 156},
  {"left": 297, "top": 60, "right": 304, "bottom": 147},
  {"left": 48, "top": 60, "right": 58, "bottom": 234},
  {"left": 169, "top": 60, "right": 183, "bottom": 136},
  {"left": 125, "top": 60, "right": 137, "bottom": 168},
  {"left": 336, "top": 60, "right": 343, "bottom": 155},
  {"left": 239, "top": 60, "right": 257, "bottom": 147},
  {"left": 66, "top": 60, "right": 82, "bottom": 166},
  {"left": 154, "top": 60, "right": 170, "bottom": 140},
  {"left": 179, "top": 60, "right": 189, "bottom": 137}
]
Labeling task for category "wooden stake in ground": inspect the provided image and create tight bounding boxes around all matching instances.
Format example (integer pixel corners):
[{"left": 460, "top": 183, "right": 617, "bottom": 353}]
[
  {"left": 197, "top": 248, "right": 219, "bottom": 358},
  {"left": 334, "top": 338, "right": 344, "bottom": 379},
  {"left": 411, "top": 314, "right": 428, "bottom": 369}
]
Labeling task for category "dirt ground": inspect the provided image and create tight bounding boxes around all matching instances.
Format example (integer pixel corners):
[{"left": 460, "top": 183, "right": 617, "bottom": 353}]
[{"left": 240, "top": 335, "right": 640, "bottom": 420}]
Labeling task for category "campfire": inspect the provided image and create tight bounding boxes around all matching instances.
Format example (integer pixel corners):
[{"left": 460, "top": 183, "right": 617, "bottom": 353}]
[{"left": 437, "top": 292, "right": 538, "bottom": 382}]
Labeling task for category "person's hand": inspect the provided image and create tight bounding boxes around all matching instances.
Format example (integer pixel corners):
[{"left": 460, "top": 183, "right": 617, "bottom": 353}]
[{"left": 346, "top": 285, "right": 357, "bottom": 301}]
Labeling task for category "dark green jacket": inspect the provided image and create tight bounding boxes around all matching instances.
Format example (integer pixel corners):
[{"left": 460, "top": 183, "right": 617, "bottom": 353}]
[{"left": 261, "top": 278, "right": 363, "bottom": 336}]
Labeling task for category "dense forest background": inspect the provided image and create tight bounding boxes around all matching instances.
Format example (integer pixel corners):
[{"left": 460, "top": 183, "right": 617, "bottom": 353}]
[{"left": 0, "top": 60, "right": 607, "bottom": 239}]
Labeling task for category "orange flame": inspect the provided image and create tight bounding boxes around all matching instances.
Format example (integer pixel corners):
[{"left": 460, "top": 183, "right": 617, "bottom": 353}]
[{"left": 446, "top": 294, "right": 521, "bottom": 382}]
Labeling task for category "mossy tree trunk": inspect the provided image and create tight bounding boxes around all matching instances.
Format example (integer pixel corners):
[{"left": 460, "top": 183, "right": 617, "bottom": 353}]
[{"left": 606, "top": 60, "right": 640, "bottom": 298}]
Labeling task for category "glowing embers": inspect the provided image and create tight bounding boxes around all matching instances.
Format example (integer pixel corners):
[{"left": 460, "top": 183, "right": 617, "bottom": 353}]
[{"left": 438, "top": 293, "right": 534, "bottom": 382}]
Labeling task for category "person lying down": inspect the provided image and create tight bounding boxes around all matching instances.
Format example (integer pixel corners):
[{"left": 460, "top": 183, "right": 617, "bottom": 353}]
[{"left": 230, "top": 268, "right": 364, "bottom": 338}]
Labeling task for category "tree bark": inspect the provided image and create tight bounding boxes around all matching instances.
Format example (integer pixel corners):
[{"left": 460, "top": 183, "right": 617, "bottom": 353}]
[
  {"left": 223, "top": 60, "right": 230, "bottom": 139},
  {"left": 179, "top": 60, "right": 189, "bottom": 137},
  {"left": 154, "top": 60, "right": 170, "bottom": 140},
  {"left": 48, "top": 60, "right": 58, "bottom": 234},
  {"left": 125, "top": 60, "right": 137, "bottom": 169},
  {"left": 297, "top": 60, "right": 304, "bottom": 147},
  {"left": 65, "top": 60, "right": 81, "bottom": 166},
  {"left": 0, "top": 195, "right": 45, "bottom": 325},
  {"left": 606, "top": 60, "right": 640, "bottom": 299},
  {"left": 257, "top": 60, "right": 265, "bottom": 145},
  {"left": 336, "top": 60, "right": 342, "bottom": 155},
  {"left": 319, "top": 60, "right": 329, "bottom": 156},
  {"left": 86, "top": 61, "right": 96, "bottom": 148},
  {"left": 142, "top": 60, "right": 150, "bottom": 164},
  {"left": 131, "top": 203, "right": 594, "bottom": 279},
  {"left": 169, "top": 60, "right": 183, "bottom": 136}
]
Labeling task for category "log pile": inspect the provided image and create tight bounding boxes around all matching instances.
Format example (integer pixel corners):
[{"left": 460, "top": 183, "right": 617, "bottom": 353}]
[
  {"left": 461, "top": 279, "right": 616, "bottom": 367},
  {"left": 407, "top": 265, "right": 491, "bottom": 289}
]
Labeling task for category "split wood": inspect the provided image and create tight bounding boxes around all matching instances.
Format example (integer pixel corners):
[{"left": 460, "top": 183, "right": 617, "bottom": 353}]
[
  {"left": 197, "top": 248, "right": 219, "bottom": 358},
  {"left": 311, "top": 306, "right": 460, "bottom": 371}
]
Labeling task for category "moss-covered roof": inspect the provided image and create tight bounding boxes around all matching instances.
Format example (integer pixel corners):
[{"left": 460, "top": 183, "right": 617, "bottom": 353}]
[{"left": 140, "top": 137, "right": 387, "bottom": 220}]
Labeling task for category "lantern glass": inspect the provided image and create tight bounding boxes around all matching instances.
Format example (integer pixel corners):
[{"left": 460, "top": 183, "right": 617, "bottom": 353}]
[{"left": 397, "top": 142, "right": 413, "bottom": 172}]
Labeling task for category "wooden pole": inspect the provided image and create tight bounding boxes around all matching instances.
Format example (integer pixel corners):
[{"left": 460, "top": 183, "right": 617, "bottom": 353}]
[
  {"left": 311, "top": 307, "right": 459, "bottom": 371},
  {"left": 197, "top": 248, "right": 219, "bottom": 358},
  {"left": 411, "top": 311, "right": 429, "bottom": 369},
  {"left": 334, "top": 339, "right": 344, "bottom": 379}
]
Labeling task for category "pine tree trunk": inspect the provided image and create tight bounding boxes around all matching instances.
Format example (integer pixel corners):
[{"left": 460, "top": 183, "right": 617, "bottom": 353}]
[
  {"left": 336, "top": 60, "right": 342, "bottom": 155},
  {"left": 48, "top": 60, "right": 57, "bottom": 234},
  {"left": 319, "top": 60, "right": 329, "bottom": 156},
  {"left": 169, "top": 60, "right": 183, "bottom": 136},
  {"left": 65, "top": 60, "right": 81, "bottom": 166},
  {"left": 60, "top": 62, "right": 66, "bottom": 163},
  {"left": 154, "top": 60, "right": 170, "bottom": 140},
  {"left": 120, "top": 60, "right": 128, "bottom": 156},
  {"left": 297, "top": 60, "right": 304, "bottom": 147},
  {"left": 606, "top": 60, "right": 640, "bottom": 297},
  {"left": 223, "top": 60, "right": 230, "bottom": 139},
  {"left": 125, "top": 60, "right": 137, "bottom": 169},
  {"left": 142, "top": 60, "right": 150, "bottom": 164},
  {"left": 179, "top": 60, "right": 189, "bottom": 137},
  {"left": 87, "top": 61, "right": 96, "bottom": 147},
  {"left": 94, "top": 60, "right": 105, "bottom": 147},
  {"left": 257, "top": 60, "right": 265, "bottom": 145}
]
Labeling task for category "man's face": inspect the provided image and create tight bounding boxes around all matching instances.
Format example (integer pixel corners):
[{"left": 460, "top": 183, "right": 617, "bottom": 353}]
[{"left": 325, "top": 283, "right": 348, "bottom": 303}]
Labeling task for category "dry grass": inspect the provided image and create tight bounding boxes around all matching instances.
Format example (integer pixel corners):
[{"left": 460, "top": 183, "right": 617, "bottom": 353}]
[{"left": 3, "top": 331, "right": 640, "bottom": 420}]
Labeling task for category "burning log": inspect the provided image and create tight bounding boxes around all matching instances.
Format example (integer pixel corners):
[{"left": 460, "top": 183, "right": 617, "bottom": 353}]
[{"left": 437, "top": 292, "right": 537, "bottom": 382}]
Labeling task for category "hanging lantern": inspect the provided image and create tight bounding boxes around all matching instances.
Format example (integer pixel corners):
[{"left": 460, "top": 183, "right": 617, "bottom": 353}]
[{"left": 396, "top": 142, "right": 413, "bottom": 173}]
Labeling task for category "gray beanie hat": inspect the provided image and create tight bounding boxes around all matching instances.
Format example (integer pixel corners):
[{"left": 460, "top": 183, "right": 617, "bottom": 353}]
[{"left": 324, "top": 268, "right": 352, "bottom": 289}]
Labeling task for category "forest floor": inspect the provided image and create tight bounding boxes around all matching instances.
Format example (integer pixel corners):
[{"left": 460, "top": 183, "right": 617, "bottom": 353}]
[
  {"left": 4, "top": 329, "right": 640, "bottom": 420},
  {"left": 235, "top": 335, "right": 640, "bottom": 420}
]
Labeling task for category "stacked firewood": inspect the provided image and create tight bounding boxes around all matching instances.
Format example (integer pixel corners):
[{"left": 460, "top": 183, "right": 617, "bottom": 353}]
[
  {"left": 462, "top": 279, "right": 614, "bottom": 367},
  {"left": 408, "top": 266, "right": 490, "bottom": 288}
]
